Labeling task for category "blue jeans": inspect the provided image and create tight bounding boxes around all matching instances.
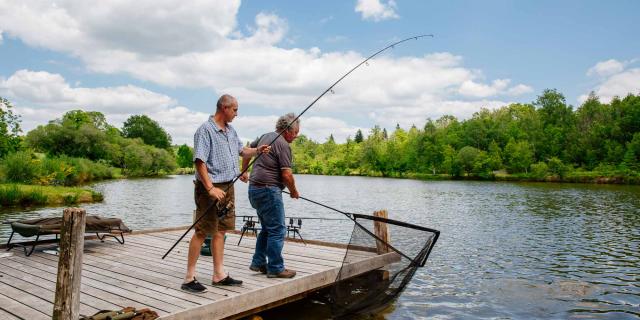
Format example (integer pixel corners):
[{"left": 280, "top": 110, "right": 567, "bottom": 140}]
[{"left": 248, "top": 185, "right": 286, "bottom": 274}]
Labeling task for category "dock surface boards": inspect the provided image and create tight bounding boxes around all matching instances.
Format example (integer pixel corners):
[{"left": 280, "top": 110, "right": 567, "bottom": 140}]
[{"left": 0, "top": 229, "right": 396, "bottom": 320}]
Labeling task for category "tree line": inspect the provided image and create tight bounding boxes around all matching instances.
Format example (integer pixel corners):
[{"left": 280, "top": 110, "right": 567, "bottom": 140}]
[
  {"left": 2, "top": 88, "right": 639, "bottom": 186},
  {"left": 0, "top": 97, "right": 195, "bottom": 186},
  {"left": 290, "top": 90, "right": 640, "bottom": 183}
]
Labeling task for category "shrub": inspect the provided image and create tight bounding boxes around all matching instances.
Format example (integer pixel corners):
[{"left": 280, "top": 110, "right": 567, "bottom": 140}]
[
  {"left": 530, "top": 162, "right": 549, "bottom": 179},
  {"left": 1, "top": 151, "right": 38, "bottom": 183}
]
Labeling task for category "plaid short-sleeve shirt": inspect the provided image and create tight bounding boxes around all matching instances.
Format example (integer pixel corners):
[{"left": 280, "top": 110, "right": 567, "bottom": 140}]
[{"left": 193, "top": 116, "right": 244, "bottom": 183}]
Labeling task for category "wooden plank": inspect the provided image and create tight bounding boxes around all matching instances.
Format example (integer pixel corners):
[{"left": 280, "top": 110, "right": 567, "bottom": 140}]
[
  {"left": 116, "top": 236, "right": 331, "bottom": 281},
  {"left": 0, "top": 271, "right": 100, "bottom": 316},
  {"left": 0, "top": 281, "right": 55, "bottom": 317},
  {"left": 53, "top": 207, "right": 86, "bottom": 320},
  {"left": 77, "top": 251, "right": 237, "bottom": 298},
  {"left": 83, "top": 241, "right": 277, "bottom": 292},
  {"left": 122, "top": 234, "right": 331, "bottom": 274},
  {"left": 31, "top": 251, "right": 208, "bottom": 308},
  {"left": 159, "top": 251, "right": 401, "bottom": 320},
  {"left": 4, "top": 255, "right": 161, "bottom": 315},
  {"left": 107, "top": 233, "right": 326, "bottom": 277},
  {"left": 20, "top": 256, "right": 185, "bottom": 313},
  {"left": 0, "top": 259, "right": 121, "bottom": 312},
  {"left": 0, "top": 291, "right": 49, "bottom": 320},
  {"left": 141, "top": 232, "right": 345, "bottom": 268},
  {"left": 0, "top": 308, "right": 21, "bottom": 320}
]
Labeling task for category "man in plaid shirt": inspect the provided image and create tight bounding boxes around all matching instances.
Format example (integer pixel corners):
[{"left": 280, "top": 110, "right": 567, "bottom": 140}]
[{"left": 182, "top": 94, "right": 270, "bottom": 293}]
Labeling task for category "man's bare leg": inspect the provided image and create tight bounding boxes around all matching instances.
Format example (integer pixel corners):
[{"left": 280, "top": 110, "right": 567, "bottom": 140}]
[
  {"left": 185, "top": 231, "right": 206, "bottom": 282},
  {"left": 212, "top": 230, "right": 227, "bottom": 282}
]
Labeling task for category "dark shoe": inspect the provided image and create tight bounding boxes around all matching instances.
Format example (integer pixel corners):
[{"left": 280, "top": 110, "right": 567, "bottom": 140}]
[
  {"left": 212, "top": 275, "right": 243, "bottom": 286},
  {"left": 181, "top": 278, "right": 207, "bottom": 293},
  {"left": 249, "top": 265, "right": 267, "bottom": 274},
  {"left": 267, "top": 269, "right": 296, "bottom": 278}
]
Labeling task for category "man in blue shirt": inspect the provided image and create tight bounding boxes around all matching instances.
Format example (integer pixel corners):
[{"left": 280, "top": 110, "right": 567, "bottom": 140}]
[{"left": 182, "top": 94, "right": 270, "bottom": 293}]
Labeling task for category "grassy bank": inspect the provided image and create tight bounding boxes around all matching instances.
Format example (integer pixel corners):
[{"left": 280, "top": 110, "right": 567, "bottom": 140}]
[
  {"left": 296, "top": 169, "right": 640, "bottom": 185},
  {"left": 0, "top": 184, "right": 103, "bottom": 207}
]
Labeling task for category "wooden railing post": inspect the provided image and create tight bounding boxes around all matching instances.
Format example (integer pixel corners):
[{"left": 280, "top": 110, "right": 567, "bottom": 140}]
[
  {"left": 373, "top": 210, "right": 390, "bottom": 254},
  {"left": 53, "top": 207, "right": 86, "bottom": 320}
]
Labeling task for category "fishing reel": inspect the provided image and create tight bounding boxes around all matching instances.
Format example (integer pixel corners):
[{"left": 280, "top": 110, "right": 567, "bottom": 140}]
[{"left": 216, "top": 200, "right": 234, "bottom": 218}]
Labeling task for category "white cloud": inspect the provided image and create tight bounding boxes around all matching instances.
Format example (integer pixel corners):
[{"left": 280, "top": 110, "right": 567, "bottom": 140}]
[
  {"left": 0, "top": 2, "right": 537, "bottom": 143},
  {"left": 586, "top": 59, "right": 624, "bottom": 77},
  {"left": 355, "top": 0, "right": 399, "bottom": 22},
  {"left": 579, "top": 59, "right": 640, "bottom": 103},
  {"left": 0, "top": 29, "right": 3, "bottom": 44},
  {"left": 507, "top": 84, "right": 534, "bottom": 96},
  {"left": 0, "top": 1, "right": 240, "bottom": 56},
  {"left": 579, "top": 68, "right": 640, "bottom": 103},
  {"left": 0, "top": 69, "right": 205, "bottom": 145}
]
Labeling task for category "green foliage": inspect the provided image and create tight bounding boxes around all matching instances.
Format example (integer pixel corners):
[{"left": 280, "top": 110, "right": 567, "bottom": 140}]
[
  {"left": 354, "top": 129, "right": 364, "bottom": 143},
  {"left": 1, "top": 151, "right": 38, "bottom": 183},
  {"left": 25, "top": 110, "right": 176, "bottom": 178},
  {"left": 0, "top": 184, "right": 48, "bottom": 206},
  {"left": 0, "top": 97, "right": 23, "bottom": 157},
  {"left": 288, "top": 91, "right": 640, "bottom": 182},
  {"left": 0, "top": 151, "right": 115, "bottom": 186},
  {"left": 530, "top": 162, "right": 549, "bottom": 179},
  {"left": 122, "top": 115, "right": 172, "bottom": 149},
  {"left": 547, "top": 157, "right": 569, "bottom": 177},
  {"left": 176, "top": 144, "right": 194, "bottom": 168},
  {"left": 457, "top": 146, "right": 480, "bottom": 175},
  {"left": 504, "top": 139, "right": 534, "bottom": 173}
]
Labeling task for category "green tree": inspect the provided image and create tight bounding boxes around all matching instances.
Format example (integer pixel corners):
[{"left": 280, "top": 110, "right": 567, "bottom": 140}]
[
  {"left": 534, "top": 89, "right": 576, "bottom": 160},
  {"left": 176, "top": 144, "right": 194, "bottom": 168},
  {"left": 0, "top": 97, "right": 22, "bottom": 157},
  {"left": 354, "top": 129, "right": 364, "bottom": 143},
  {"left": 504, "top": 139, "right": 534, "bottom": 173},
  {"left": 457, "top": 146, "right": 480, "bottom": 175},
  {"left": 122, "top": 115, "right": 172, "bottom": 149}
]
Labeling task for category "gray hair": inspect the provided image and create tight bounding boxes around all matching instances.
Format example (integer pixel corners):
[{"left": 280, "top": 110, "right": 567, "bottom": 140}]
[
  {"left": 216, "top": 94, "right": 236, "bottom": 111},
  {"left": 276, "top": 113, "right": 300, "bottom": 132}
]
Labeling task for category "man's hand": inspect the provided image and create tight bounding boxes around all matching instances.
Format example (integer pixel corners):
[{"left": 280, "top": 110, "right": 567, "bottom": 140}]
[
  {"left": 257, "top": 144, "right": 271, "bottom": 154},
  {"left": 208, "top": 187, "right": 226, "bottom": 201},
  {"left": 290, "top": 190, "right": 299, "bottom": 199},
  {"left": 239, "top": 171, "right": 249, "bottom": 183}
]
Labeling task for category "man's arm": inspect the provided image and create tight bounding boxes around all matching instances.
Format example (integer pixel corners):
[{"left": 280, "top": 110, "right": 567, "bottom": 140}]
[
  {"left": 239, "top": 144, "right": 270, "bottom": 183},
  {"left": 195, "top": 159, "right": 226, "bottom": 200},
  {"left": 240, "top": 145, "right": 271, "bottom": 158},
  {"left": 281, "top": 168, "right": 299, "bottom": 199},
  {"left": 239, "top": 156, "right": 251, "bottom": 182}
]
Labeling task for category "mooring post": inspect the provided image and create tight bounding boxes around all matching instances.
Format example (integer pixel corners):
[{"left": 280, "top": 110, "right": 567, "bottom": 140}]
[
  {"left": 53, "top": 207, "right": 86, "bottom": 320},
  {"left": 373, "top": 210, "right": 390, "bottom": 254}
]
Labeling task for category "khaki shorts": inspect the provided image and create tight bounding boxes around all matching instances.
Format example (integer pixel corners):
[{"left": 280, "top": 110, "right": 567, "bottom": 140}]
[{"left": 194, "top": 180, "right": 236, "bottom": 234}]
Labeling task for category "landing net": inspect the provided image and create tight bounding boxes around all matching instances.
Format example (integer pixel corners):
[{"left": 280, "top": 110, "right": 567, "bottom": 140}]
[{"left": 329, "top": 213, "right": 439, "bottom": 317}]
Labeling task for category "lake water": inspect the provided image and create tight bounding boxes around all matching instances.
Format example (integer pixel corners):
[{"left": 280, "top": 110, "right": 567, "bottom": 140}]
[{"left": 1, "top": 175, "right": 639, "bottom": 319}]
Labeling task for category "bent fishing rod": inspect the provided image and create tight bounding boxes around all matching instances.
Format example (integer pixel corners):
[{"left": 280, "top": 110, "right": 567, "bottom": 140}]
[{"left": 162, "top": 34, "right": 433, "bottom": 259}]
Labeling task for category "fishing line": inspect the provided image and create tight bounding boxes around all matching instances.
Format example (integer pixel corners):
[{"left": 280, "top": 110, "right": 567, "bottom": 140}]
[{"left": 163, "top": 34, "right": 433, "bottom": 259}]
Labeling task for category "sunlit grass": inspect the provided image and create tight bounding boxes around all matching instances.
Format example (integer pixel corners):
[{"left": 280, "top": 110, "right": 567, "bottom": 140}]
[{"left": 0, "top": 184, "right": 103, "bottom": 207}]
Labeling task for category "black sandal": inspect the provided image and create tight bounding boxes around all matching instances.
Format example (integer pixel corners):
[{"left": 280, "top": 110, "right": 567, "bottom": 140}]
[{"left": 212, "top": 275, "right": 243, "bottom": 286}]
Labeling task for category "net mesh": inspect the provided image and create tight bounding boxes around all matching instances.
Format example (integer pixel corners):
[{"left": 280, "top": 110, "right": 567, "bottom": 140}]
[{"left": 329, "top": 213, "right": 439, "bottom": 317}]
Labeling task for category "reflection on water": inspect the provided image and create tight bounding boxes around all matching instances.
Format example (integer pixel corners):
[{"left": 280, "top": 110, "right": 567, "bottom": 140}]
[{"left": 1, "top": 175, "right": 639, "bottom": 319}]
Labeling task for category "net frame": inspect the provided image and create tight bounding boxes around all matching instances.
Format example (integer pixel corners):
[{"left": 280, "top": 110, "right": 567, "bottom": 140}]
[{"left": 329, "top": 213, "right": 440, "bottom": 317}]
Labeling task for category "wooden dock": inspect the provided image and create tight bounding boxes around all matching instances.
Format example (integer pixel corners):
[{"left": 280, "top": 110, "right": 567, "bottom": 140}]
[{"left": 0, "top": 227, "right": 399, "bottom": 320}]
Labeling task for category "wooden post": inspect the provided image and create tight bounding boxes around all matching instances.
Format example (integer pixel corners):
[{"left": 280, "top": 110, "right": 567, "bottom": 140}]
[
  {"left": 53, "top": 207, "right": 86, "bottom": 320},
  {"left": 373, "top": 210, "right": 390, "bottom": 254}
]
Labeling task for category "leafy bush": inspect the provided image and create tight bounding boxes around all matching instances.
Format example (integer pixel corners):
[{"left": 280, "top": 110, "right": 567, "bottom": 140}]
[
  {"left": 530, "top": 162, "right": 549, "bottom": 179},
  {"left": 1, "top": 151, "right": 38, "bottom": 183}
]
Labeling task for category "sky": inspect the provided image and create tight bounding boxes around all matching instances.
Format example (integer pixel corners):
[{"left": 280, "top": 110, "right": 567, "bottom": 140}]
[{"left": 0, "top": 0, "right": 639, "bottom": 146}]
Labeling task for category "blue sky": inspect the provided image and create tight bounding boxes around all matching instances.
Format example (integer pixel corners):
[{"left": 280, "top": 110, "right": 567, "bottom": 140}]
[{"left": 1, "top": 1, "right": 639, "bottom": 145}]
